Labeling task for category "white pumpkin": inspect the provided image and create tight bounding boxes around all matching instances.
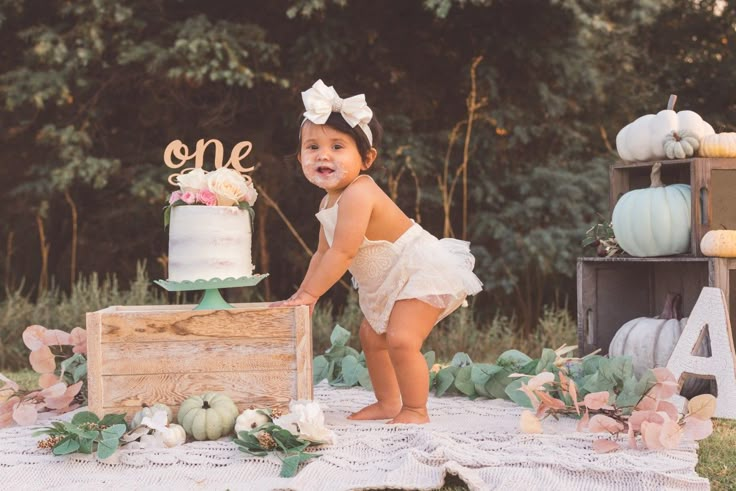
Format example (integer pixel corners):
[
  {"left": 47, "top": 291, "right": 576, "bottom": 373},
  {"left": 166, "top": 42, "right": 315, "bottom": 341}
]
[
  {"left": 663, "top": 129, "right": 699, "bottom": 159},
  {"left": 609, "top": 293, "right": 709, "bottom": 397},
  {"left": 699, "top": 132, "right": 736, "bottom": 157},
  {"left": 700, "top": 229, "right": 736, "bottom": 257},
  {"left": 611, "top": 162, "right": 691, "bottom": 256},
  {"left": 161, "top": 423, "right": 187, "bottom": 447},
  {"left": 234, "top": 408, "right": 271, "bottom": 435},
  {"left": 616, "top": 94, "right": 715, "bottom": 162},
  {"left": 130, "top": 403, "right": 173, "bottom": 430}
]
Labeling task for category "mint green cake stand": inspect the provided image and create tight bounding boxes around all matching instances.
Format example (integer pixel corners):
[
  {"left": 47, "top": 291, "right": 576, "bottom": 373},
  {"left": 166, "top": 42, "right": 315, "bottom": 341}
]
[{"left": 154, "top": 274, "right": 269, "bottom": 310}]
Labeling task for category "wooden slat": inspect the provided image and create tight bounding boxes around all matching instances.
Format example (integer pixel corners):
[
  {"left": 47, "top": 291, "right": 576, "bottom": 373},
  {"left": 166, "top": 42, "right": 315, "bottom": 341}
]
[
  {"left": 294, "top": 305, "right": 313, "bottom": 400},
  {"left": 100, "top": 339, "right": 296, "bottom": 375},
  {"left": 100, "top": 307, "right": 296, "bottom": 341},
  {"left": 102, "top": 371, "right": 295, "bottom": 408},
  {"left": 85, "top": 311, "right": 103, "bottom": 415}
]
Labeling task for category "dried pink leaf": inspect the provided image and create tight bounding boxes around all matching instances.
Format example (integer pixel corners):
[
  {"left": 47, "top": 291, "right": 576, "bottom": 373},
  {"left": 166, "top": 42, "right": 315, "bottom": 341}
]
[
  {"left": 536, "top": 391, "right": 566, "bottom": 410},
  {"left": 635, "top": 395, "right": 657, "bottom": 411},
  {"left": 520, "top": 410, "right": 543, "bottom": 434},
  {"left": 44, "top": 382, "right": 82, "bottom": 410},
  {"left": 649, "top": 368, "right": 679, "bottom": 399},
  {"left": 583, "top": 391, "right": 611, "bottom": 410},
  {"left": 0, "top": 373, "right": 20, "bottom": 393},
  {"left": 628, "top": 410, "right": 664, "bottom": 432},
  {"left": 569, "top": 379, "right": 580, "bottom": 415},
  {"left": 589, "top": 414, "right": 625, "bottom": 434},
  {"left": 42, "top": 329, "right": 72, "bottom": 346},
  {"left": 640, "top": 421, "right": 664, "bottom": 450},
  {"left": 29, "top": 346, "right": 56, "bottom": 374},
  {"left": 22, "top": 325, "right": 47, "bottom": 351},
  {"left": 38, "top": 373, "right": 59, "bottom": 389},
  {"left": 687, "top": 394, "right": 717, "bottom": 420},
  {"left": 658, "top": 420, "right": 683, "bottom": 449},
  {"left": 558, "top": 370, "right": 569, "bottom": 392},
  {"left": 627, "top": 425, "right": 637, "bottom": 449},
  {"left": 535, "top": 402, "right": 549, "bottom": 419},
  {"left": 40, "top": 382, "right": 67, "bottom": 399},
  {"left": 70, "top": 327, "right": 87, "bottom": 354},
  {"left": 527, "top": 372, "right": 555, "bottom": 391},
  {"left": 683, "top": 417, "right": 713, "bottom": 441},
  {"left": 656, "top": 401, "right": 680, "bottom": 422},
  {"left": 576, "top": 408, "right": 590, "bottom": 432},
  {"left": 12, "top": 402, "right": 38, "bottom": 426},
  {"left": 593, "top": 439, "right": 621, "bottom": 453}
]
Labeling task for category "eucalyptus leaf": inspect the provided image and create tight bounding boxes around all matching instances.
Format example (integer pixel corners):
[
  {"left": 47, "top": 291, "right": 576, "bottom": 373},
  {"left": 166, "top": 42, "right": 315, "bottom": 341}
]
[
  {"left": 53, "top": 437, "right": 80, "bottom": 455},
  {"left": 73, "top": 363, "right": 87, "bottom": 382},
  {"left": 329, "top": 324, "right": 351, "bottom": 347},
  {"left": 424, "top": 351, "right": 436, "bottom": 370},
  {"left": 78, "top": 437, "right": 94, "bottom": 454},
  {"left": 496, "top": 350, "right": 533, "bottom": 370},
  {"left": 340, "top": 355, "right": 361, "bottom": 386},
  {"left": 485, "top": 368, "right": 513, "bottom": 399},
  {"left": 450, "top": 352, "right": 472, "bottom": 368},
  {"left": 435, "top": 367, "right": 457, "bottom": 397},
  {"left": 101, "top": 423, "right": 127, "bottom": 440},
  {"left": 71, "top": 411, "right": 100, "bottom": 426},
  {"left": 470, "top": 363, "right": 503, "bottom": 385},
  {"left": 99, "top": 414, "right": 127, "bottom": 427},
  {"left": 535, "top": 348, "right": 557, "bottom": 373},
  {"left": 453, "top": 365, "right": 476, "bottom": 397},
  {"left": 505, "top": 377, "right": 533, "bottom": 408},
  {"left": 96, "top": 438, "right": 119, "bottom": 460},
  {"left": 313, "top": 355, "right": 329, "bottom": 384},
  {"left": 280, "top": 454, "right": 301, "bottom": 478}
]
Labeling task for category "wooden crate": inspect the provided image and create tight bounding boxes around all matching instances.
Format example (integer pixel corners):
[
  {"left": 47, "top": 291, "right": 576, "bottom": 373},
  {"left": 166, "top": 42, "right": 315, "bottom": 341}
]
[
  {"left": 86, "top": 303, "right": 312, "bottom": 419},
  {"left": 609, "top": 158, "right": 736, "bottom": 256},
  {"left": 577, "top": 256, "right": 736, "bottom": 356}
]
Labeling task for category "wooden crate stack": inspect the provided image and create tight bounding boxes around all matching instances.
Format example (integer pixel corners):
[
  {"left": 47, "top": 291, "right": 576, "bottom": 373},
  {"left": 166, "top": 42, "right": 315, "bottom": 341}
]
[{"left": 577, "top": 157, "right": 736, "bottom": 356}]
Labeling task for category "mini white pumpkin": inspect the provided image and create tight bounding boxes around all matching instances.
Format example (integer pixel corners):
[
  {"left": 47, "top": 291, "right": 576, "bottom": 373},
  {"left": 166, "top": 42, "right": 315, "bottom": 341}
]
[
  {"left": 234, "top": 408, "right": 271, "bottom": 435},
  {"left": 609, "top": 293, "right": 709, "bottom": 397},
  {"left": 161, "top": 423, "right": 187, "bottom": 447},
  {"left": 699, "top": 132, "right": 736, "bottom": 157},
  {"left": 700, "top": 229, "right": 736, "bottom": 257},
  {"left": 177, "top": 392, "right": 239, "bottom": 441},
  {"left": 616, "top": 94, "right": 715, "bottom": 162},
  {"left": 611, "top": 162, "right": 691, "bottom": 256},
  {"left": 663, "top": 129, "right": 699, "bottom": 159}
]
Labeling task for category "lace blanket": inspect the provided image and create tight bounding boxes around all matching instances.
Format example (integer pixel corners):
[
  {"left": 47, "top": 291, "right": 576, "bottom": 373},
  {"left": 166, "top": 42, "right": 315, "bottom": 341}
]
[{"left": 0, "top": 383, "right": 709, "bottom": 491}]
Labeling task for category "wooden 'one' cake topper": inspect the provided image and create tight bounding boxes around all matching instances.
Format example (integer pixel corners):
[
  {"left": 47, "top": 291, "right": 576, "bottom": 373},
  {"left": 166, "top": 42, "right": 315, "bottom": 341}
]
[{"left": 163, "top": 139, "right": 254, "bottom": 185}]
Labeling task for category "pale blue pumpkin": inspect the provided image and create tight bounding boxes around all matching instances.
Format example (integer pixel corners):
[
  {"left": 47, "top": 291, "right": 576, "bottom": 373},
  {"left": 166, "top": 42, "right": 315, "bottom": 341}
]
[{"left": 612, "top": 162, "right": 691, "bottom": 257}]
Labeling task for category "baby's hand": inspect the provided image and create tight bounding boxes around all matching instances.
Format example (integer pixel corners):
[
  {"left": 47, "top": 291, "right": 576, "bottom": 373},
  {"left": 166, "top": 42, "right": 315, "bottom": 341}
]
[{"left": 270, "top": 290, "right": 319, "bottom": 316}]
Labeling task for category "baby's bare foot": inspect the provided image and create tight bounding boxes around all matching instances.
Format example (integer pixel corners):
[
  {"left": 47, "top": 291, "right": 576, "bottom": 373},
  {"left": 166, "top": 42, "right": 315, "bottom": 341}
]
[
  {"left": 387, "top": 406, "right": 429, "bottom": 424},
  {"left": 347, "top": 401, "right": 401, "bottom": 420}
]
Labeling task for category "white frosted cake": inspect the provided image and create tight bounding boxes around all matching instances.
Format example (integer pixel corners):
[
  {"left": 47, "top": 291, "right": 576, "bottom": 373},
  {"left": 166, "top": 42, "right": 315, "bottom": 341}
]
[{"left": 168, "top": 205, "right": 253, "bottom": 281}]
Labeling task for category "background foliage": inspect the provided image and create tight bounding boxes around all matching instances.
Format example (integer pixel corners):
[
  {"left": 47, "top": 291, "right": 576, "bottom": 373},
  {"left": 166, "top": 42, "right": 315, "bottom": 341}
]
[{"left": 1, "top": 0, "right": 734, "bottom": 333}]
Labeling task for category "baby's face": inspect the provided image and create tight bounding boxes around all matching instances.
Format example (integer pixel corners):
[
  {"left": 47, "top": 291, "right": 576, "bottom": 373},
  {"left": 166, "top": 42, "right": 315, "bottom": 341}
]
[{"left": 299, "top": 122, "right": 365, "bottom": 192}]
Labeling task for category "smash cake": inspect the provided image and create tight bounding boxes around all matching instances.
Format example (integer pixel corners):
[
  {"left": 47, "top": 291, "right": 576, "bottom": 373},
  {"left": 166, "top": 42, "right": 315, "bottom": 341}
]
[{"left": 165, "top": 167, "right": 258, "bottom": 282}]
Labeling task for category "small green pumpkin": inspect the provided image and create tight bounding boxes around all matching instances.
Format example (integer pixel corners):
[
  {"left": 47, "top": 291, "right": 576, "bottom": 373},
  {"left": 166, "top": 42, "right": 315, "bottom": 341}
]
[
  {"left": 177, "top": 392, "right": 239, "bottom": 440},
  {"left": 130, "top": 403, "right": 173, "bottom": 430}
]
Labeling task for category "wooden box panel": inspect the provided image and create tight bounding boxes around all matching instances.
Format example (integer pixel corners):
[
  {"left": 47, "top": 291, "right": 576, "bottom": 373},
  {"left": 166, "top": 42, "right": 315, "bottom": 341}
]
[
  {"left": 577, "top": 257, "right": 736, "bottom": 356},
  {"left": 86, "top": 303, "right": 312, "bottom": 419},
  {"left": 609, "top": 158, "right": 736, "bottom": 256}
]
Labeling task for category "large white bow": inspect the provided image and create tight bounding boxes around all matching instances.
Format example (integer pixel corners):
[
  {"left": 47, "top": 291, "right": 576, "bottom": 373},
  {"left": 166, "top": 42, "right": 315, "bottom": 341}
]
[{"left": 301, "top": 79, "right": 374, "bottom": 146}]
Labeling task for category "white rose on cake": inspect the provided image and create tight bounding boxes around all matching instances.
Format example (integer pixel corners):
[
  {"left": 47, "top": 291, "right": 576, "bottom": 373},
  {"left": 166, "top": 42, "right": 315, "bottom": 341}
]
[
  {"left": 176, "top": 168, "right": 208, "bottom": 193},
  {"left": 207, "top": 167, "right": 257, "bottom": 206}
]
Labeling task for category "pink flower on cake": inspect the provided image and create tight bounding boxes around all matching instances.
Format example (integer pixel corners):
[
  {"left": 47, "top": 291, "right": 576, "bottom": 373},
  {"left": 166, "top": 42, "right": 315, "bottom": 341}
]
[
  {"left": 207, "top": 167, "right": 251, "bottom": 206},
  {"left": 176, "top": 168, "right": 208, "bottom": 193},
  {"left": 243, "top": 185, "right": 258, "bottom": 206},
  {"left": 169, "top": 190, "right": 183, "bottom": 204},
  {"left": 197, "top": 189, "right": 217, "bottom": 206},
  {"left": 180, "top": 192, "right": 196, "bottom": 204}
]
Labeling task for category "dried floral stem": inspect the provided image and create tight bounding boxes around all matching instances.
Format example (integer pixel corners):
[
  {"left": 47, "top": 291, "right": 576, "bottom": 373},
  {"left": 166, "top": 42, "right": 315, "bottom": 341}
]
[
  {"left": 64, "top": 190, "right": 78, "bottom": 290},
  {"left": 36, "top": 213, "right": 50, "bottom": 295}
]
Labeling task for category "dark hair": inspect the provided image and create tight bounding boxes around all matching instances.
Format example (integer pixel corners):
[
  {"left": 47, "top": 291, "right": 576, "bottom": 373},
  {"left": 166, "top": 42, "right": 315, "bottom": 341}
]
[{"left": 298, "top": 111, "right": 383, "bottom": 163}]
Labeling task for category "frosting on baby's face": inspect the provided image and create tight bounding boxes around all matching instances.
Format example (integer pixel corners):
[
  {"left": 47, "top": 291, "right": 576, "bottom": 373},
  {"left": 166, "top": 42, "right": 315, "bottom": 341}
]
[{"left": 299, "top": 122, "right": 365, "bottom": 193}]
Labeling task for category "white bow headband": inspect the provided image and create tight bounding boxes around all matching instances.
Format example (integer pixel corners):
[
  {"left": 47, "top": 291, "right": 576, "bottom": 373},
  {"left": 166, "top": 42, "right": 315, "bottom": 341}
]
[{"left": 301, "top": 79, "right": 374, "bottom": 146}]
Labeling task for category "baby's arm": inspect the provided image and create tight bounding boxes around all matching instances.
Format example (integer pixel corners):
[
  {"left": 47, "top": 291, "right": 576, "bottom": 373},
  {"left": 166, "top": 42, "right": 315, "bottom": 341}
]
[
  {"left": 299, "top": 184, "right": 373, "bottom": 298},
  {"left": 297, "top": 226, "right": 329, "bottom": 296}
]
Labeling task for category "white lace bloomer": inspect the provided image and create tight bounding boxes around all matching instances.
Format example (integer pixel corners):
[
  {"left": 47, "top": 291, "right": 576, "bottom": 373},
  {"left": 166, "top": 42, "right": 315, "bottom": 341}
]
[{"left": 316, "top": 186, "right": 483, "bottom": 334}]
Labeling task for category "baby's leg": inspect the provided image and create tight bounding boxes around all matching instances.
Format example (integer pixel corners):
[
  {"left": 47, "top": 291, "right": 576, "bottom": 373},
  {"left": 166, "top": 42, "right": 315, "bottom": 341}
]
[
  {"left": 347, "top": 318, "right": 402, "bottom": 420},
  {"left": 386, "top": 299, "right": 442, "bottom": 424}
]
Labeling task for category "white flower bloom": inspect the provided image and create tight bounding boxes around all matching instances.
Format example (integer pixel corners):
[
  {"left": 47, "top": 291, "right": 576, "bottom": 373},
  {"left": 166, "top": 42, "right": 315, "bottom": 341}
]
[
  {"left": 140, "top": 409, "right": 169, "bottom": 433},
  {"left": 207, "top": 168, "right": 251, "bottom": 206},
  {"left": 273, "top": 400, "right": 335, "bottom": 445},
  {"left": 235, "top": 408, "right": 271, "bottom": 435},
  {"left": 176, "top": 168, "right": 209, "bottom": 193}
]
